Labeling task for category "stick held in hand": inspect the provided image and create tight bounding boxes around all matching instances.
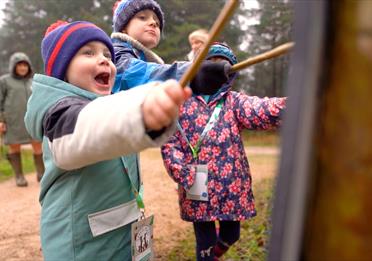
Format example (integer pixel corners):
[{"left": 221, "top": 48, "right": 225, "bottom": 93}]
[
  {"left": 179, "top": 0, "right": 239, "bottom": 88},
  {"left": 230, "top": 42, "right": 295, "bottom": 73}
]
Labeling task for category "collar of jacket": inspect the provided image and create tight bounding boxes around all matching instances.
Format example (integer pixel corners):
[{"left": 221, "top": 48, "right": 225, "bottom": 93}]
[
  {"left": 25, "top": 74, "right": 99, "bottom": 141},
  {"left": 111, "top": 32, "right": 164, "bottom": 64},
  {"left": 195, "top": 72, "right": 238, "bottom": 104}
]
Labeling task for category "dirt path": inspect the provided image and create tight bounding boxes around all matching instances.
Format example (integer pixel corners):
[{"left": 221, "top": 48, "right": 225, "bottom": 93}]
[{"left": 0, "top": 147, "right": 278, "bottom": 260}]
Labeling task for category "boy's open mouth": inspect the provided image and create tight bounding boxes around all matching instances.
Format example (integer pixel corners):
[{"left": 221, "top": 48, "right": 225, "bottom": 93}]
[{"left": 95, "top": 72, "right": 110, "bottom": 85}]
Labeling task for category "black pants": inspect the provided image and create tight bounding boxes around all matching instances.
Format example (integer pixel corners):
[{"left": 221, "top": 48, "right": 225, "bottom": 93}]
[{"left": 193, "top": 220, "right": 240, "bottom": 261}]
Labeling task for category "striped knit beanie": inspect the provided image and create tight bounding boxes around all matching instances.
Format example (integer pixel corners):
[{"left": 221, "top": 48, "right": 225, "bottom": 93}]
[
  {"left": 41, "top": 20, "right": 115, "bottom": 80},
  {"left": 206, "top": 42, "right": 238, "bottom": 65},
  {"left": 112, "top": 0, "right": 164, "bottom": 33}
]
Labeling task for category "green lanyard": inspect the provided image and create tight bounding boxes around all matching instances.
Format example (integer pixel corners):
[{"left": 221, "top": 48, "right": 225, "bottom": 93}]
[
  {"left": 133, "top": 185, "right": 144, "bottom": 209},
  {"left": 177, "top": 99, "right": 224, "bottom": 159},
  {"left": 122, "top": 160, "right": 145, "bottom": 210}
]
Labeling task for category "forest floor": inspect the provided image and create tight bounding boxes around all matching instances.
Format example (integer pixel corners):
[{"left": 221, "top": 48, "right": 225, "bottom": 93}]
[{"left": 0, "top": 146, "right": 278, "bottom": 260}]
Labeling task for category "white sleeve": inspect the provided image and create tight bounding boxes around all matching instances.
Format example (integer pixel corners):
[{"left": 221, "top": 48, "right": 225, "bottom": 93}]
[{"left": 49, "top": 83, "right": 176, "bottom": 170}]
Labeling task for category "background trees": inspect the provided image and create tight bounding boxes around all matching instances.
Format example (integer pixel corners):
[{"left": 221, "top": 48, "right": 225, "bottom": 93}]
[
  {"left": 0, "top": 0, "right": 293, "bottom": 96},
  {"left": 244, "top": 0, "right": 293, "bottom": 96},
  {"left": 0, "top": 0, "right": 114, "bottom": 74}
]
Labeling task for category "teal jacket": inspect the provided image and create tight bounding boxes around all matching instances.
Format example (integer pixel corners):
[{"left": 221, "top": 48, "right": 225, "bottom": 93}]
[{"left": 24, "top": 74, "right": 176, "bottom": 260}]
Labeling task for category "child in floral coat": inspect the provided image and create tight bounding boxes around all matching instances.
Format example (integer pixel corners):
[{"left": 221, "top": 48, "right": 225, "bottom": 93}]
[{"left": 161, "top": 43, "right": 287, "bottom": 261}]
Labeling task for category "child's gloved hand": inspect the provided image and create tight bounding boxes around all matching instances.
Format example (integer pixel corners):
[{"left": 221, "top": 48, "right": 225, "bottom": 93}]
[
  {"left": 190, "top": 60, "right": 231, "bottom": 95},
  {"left": 142, "top": 80, "right": 192, "bottom": 131}
]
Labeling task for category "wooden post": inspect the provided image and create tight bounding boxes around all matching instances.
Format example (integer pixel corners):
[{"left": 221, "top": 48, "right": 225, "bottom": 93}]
[{"left": 269, "top": 1, "right": 372, "bottom": 260}]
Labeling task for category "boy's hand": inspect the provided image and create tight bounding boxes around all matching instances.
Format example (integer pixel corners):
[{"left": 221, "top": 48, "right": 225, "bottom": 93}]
[
  {"left": 142, "top": 80, "right": 192, "bottom": 131},
  {"left": 190, "top": 60, "right": 232, "bottom": 95}
]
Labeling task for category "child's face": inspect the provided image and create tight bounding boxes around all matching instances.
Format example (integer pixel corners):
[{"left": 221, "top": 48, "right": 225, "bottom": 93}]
[
  {"left": 123, "top": 9, "right": 161, "bottom": 49},
  {"left": 190, "top": 38, "right": 205, "bottom": 54},
  {"left": 15, "top": 62, "right": 30, "bottom": 77},
  {"left": 66, "top": 41, "right": 116, "bottom": 95},
  {"left": 208, "top": 56, "right": 231, "bottom": 65}
]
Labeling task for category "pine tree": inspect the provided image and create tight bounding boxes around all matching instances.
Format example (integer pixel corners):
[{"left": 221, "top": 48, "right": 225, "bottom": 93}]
[
  {"left": 0, "top": 0, "right": 114, "bottom": 74},
  {"left": 243, "top": 0, "right": 294, "bottom": 96},
  {"left": 0, "top": 0, "right": 248, "bottom": 80}
]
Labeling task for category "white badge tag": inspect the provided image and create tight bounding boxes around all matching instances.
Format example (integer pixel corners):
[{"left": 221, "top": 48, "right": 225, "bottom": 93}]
[
  {"left": 131, "top": 215, "right": 154, "bottom": 261},
  {"left": 186, "top": 164, "right": 208, "bottom": 201}
]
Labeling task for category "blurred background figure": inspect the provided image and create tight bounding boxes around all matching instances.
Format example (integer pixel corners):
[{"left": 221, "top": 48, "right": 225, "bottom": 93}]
[
  {"left": 187, "top": 28, "right": 209, "bottom": 61},
  {"left": 357, "top": 0, "right": 372, "bottom": 61},
  {"left": 0, "top": 52, "right": 44, "bottom": 187}
]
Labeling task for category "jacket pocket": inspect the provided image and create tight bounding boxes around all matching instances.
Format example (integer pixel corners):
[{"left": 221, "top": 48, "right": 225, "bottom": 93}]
[{"left": 88, "top": 199, "right": 140, "bottom": 237}]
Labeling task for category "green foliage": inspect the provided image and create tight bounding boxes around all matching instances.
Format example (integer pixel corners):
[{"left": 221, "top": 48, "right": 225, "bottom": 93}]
[
  {"left": 0, "top": 0, "right": 115, "bottom": 75},
  {"left": 166, "top": 174, "right": 275, "bottom": 261},
  {"left": 230, "top": 177, "right": 274, "bottom": 260},
  {"left": 155, "top": 0, "right": 244, "bottom": 64},
  {"left": 0, "top": 148, "right": 36, "bottom": 182},
  {"left": 0, "top": 0, "right": 293, "bottom": 95},
  {"left": 243, "top": 0, "right": 294, "bottom": 97},
  {"left": 0, "top": 0, "right": 247, "bottom": 76}
]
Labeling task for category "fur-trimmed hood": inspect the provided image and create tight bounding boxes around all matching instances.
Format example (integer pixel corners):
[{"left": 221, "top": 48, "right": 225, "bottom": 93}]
[{"left": 111, "top": 32, "right": 164, "bottom": 64}]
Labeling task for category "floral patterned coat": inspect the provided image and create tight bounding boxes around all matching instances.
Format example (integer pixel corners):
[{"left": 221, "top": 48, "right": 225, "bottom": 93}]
[{"left": 161, "top": 78, "right": 286, "bottom": 222}]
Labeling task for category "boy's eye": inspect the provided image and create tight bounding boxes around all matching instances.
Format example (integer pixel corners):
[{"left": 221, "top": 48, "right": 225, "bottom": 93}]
[
  {"left": 104, "top": 52, "right": 112, "bottom": 59},
  {"left": 82, "top": 49, "right": 94, "bottom": 56}
]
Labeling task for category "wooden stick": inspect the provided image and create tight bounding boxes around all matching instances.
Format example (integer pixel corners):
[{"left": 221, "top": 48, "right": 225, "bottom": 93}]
[
  {"left": 179, "top": 0, "right": 239, "bottom": 87},
  {"left": 230, "top": 42, "right": 295, "bottom": 73}
]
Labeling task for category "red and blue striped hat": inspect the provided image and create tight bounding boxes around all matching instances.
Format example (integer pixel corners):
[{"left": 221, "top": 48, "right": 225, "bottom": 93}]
[{"left": 41, "top": 20, "right": 115, "bottom": 80}]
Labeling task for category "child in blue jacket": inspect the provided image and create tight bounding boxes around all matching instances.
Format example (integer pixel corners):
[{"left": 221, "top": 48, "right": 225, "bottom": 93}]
[
  {"left": 24, "top": 20, "right": 191, "bottom": 260},
  {"left": 161, "top": 43, "right": 287, "bottom": 261},
  {"left": 111, "top": 0, "right": 231, "bottom": 95}
]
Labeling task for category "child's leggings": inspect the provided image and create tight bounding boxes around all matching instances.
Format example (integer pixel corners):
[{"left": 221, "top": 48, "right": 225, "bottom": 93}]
[{"left": 193, "top": 220, "right": 240, "bottom": 261}]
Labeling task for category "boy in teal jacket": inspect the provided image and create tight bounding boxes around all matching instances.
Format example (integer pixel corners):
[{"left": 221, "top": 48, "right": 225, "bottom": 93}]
[{"left": 24, "top": 20, "right": 191, "bottom": 260}]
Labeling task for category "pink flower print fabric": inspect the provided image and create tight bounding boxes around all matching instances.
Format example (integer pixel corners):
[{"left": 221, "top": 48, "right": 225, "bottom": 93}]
[{"left": 161, "top": 91, "right": 286, "bottom": 222}]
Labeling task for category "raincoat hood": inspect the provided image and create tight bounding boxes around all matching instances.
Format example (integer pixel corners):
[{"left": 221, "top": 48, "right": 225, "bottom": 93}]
[{"left": 9, "top": 52, "right": 33, "bottom": 79}]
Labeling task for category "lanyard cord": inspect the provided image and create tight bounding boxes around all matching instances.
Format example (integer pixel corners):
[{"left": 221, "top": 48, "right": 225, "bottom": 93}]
[
  {"left": 133, "top": 185, "right": 144, "bottom": 209},
  {"left": 123, "top": 162, "right": 145, "bottom": 210},
  {"left": 177, "top": 99, "right": 224, "bottom": 159}
]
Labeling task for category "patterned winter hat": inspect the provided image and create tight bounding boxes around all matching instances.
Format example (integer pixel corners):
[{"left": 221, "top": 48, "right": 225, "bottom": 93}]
[
  {"left": 206, "top": 42, "right": 238, "bottom": 65},
  {"left": 41, "top": 20, "right": 115, "bottom": 80},
  {"left": 112, "top": 0, "right": 164, "bottom": 33}
]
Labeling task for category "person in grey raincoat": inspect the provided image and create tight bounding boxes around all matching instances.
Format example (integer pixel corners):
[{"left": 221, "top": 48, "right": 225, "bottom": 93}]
[{"left": 0, "top": 52, "right": 44, "bottom": 186}]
